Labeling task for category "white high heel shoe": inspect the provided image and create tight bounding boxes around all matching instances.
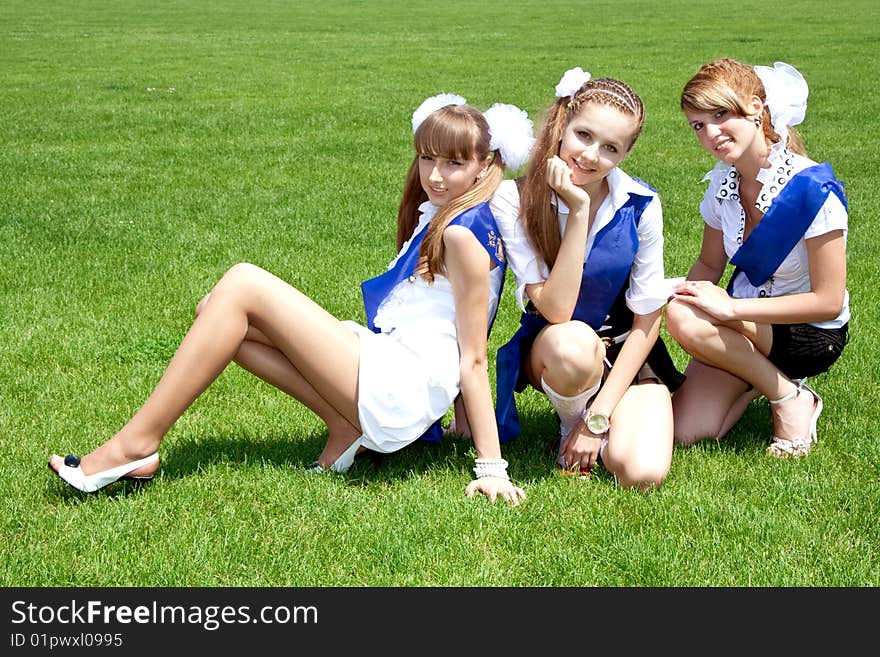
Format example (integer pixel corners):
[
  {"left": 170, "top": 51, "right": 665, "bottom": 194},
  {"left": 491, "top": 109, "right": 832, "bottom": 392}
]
[
  {"left": 50, "top": 453, "right": 159, "bottom": 492},
  {"left": 767, "top": 382, "right": 823, "bottom": 458},
  {"left": 305, "top": 436, "right": 364, "bottom": 474}
]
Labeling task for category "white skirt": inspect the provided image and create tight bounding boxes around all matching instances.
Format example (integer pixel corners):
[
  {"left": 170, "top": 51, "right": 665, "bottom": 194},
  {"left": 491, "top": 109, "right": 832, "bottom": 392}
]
[{"left": 342, "top": 321, "right": 459, "bottom": 453}]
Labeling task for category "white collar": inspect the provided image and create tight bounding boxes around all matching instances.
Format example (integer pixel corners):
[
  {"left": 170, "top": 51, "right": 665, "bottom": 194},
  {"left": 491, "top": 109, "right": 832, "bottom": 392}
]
[
  {"left": 607, "top": 167, "right": 656, "bottom": 205},
  {"left": 709, "top": 145, "right": 797, "bottom": 213},
  {"left": 754, "top": 144, "right": 798, "bottom": 212},
  {"left": 550, "top": 167, "right": 655, "bottom": 215},
  {"left": 413, "top": 201, "right": 439, "bottom": 236},
  {"left": 417, "top": 200, "right": 438, "bottom": 221},
  {"left": 385, "top": 201, "right": 438, "bottom": 271}
]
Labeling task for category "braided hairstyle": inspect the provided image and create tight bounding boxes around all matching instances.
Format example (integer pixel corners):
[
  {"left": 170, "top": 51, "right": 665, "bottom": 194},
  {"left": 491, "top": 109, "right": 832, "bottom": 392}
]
[{"left": 520, "top": 77, "right": 645, "bottom": 268}]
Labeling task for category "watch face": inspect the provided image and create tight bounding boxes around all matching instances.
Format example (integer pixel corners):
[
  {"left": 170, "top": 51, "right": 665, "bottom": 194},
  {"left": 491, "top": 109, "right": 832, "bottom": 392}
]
[{"left": 587, "top": 412, "right": 610, "bottom": 434}]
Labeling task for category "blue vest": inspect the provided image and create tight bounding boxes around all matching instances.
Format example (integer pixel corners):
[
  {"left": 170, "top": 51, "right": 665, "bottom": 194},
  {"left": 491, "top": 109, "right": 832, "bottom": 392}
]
[
  {"left": 360, "top": 202, "right": 506, "bottom": 443},
  {"left": 495, "top": 188, "right": 654, "bottom": 442},
  {"left": 729, "top": 162, "right": 847, "bottom": 290}
]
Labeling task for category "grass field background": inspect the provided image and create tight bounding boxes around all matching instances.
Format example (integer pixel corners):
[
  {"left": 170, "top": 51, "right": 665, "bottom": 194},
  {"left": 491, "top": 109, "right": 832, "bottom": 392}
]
[{"left": 1, "top": 0, "right": 878, "bottom": 586}]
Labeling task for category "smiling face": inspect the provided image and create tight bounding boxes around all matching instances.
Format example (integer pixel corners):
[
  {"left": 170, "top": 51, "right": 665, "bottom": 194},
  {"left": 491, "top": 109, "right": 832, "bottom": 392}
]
[
  {"left": 685, "top": 98, "right": 765, "bottom": 165},
  {"left": 412, "top": 104, "right": 491, "bottom": 208},
  {"left": 680, "top": 59, "right": 774, "bottom": 167},
  {"left": 418, "top": 153, "right": 487, "bottom": 207},
  {"left": 558, "top": 102, "right": 639, "bottom": 189}
]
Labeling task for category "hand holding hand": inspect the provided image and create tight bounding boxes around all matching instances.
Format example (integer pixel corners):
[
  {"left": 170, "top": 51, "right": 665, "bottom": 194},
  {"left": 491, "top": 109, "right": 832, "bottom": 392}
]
[{"left": 466, "top": 477, "right": 526, "bottom": 506}]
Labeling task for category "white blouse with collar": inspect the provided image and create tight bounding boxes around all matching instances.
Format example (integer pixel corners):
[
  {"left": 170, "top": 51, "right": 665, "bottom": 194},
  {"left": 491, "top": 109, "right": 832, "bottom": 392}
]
[
  {"left": 699, "top": 147, "right": 849, "bottom": 329},
  {"left": 490, "top": 167, "right": 668, "bottom": 318}
]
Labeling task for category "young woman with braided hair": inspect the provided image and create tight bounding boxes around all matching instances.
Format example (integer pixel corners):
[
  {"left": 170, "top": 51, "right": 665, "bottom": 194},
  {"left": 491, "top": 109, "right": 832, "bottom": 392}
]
[{"left": 492, "top": 68, "right": 683, "bottom": 490}]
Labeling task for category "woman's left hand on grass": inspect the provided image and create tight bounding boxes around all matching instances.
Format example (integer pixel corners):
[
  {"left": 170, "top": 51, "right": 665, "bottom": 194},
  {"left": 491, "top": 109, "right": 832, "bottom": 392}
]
[{"left": 466, "top": 477, "right": 526, "bottom": 506}]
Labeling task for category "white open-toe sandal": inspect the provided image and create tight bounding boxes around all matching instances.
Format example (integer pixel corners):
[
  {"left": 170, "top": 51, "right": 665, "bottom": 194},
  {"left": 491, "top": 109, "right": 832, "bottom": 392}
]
[
  {"left": 50, "top": 453, "right": 159, "bottom": 493},
  {"left": 767, "top": 382, "right": 823, "bottom": 458}
]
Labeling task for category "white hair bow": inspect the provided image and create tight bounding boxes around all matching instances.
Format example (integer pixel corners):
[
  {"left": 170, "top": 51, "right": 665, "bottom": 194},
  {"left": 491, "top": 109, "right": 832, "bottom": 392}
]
[
  {"left": 411, "top": 94, "right": 535, "bottom": 171},
  {"left": 484, "top": 103, "right": 535, "bottom": 170},
  {"left": 555, "top": 67, "right": 592, "bottom": 98},
  {"left": 754, "top": 61, "right": 809, "bottom": 142},
  {"left": 411, "top": 93, "right": 467, "bottom": 133}
]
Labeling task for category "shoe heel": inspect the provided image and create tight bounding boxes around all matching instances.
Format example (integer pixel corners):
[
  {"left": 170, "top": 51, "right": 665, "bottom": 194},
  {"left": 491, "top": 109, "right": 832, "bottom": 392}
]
[
  {"left": 809, "top": 391, "right": 823, "bottom": 445},
  {"left": 120, "top": 474, "right": 155, "bottom": 483}
]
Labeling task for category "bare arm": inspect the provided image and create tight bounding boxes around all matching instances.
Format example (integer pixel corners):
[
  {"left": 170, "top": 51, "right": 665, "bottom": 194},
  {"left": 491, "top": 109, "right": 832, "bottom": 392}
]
[
  {"left": 687, "top": 224, "right": 728, "bottom": 284},
  {"left": 673, "top": 230, "right": 847, "bottom": 324},
  {"left": 591, "top": 309, "right": 661, "bottom": 415},
  {"left": 727, "top": 230, "right": 846, "bottom": 323},
  {"left": 443, "top": 225, "right": 525, "bottom": 505},
  {"left": 523, "top": 157, "right": 592, "bottom": 323}
]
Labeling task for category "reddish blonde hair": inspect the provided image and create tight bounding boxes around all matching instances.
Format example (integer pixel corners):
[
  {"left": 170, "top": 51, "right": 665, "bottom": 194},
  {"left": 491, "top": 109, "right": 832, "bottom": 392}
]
[{"left": 680, "top": 57, "right": 806, "bottom": 155}]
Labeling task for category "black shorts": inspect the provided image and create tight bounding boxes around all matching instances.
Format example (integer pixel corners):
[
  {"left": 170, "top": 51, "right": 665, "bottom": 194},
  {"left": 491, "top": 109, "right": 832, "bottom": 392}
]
[{"left": 768, "top": 322, "right": 849, "bottom": 380}]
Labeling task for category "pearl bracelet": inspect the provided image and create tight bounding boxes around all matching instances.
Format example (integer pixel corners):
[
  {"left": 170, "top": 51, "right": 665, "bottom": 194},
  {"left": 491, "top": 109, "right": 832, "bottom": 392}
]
[{"left": 473, "top": 458, "right": 510, "bottom": 481}]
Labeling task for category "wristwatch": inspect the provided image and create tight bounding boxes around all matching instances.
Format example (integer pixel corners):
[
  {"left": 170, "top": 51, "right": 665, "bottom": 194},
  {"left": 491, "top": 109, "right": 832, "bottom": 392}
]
[{"left": 584, "top": 409, "right": 611, "bottom": 435}]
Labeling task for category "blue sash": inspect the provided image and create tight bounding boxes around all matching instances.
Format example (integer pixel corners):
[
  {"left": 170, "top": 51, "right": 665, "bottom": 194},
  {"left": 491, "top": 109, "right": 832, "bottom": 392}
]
[
  {"left": 495, "top": 189, "right": 654, "bottom": 443},
  {"left": 361, "top": 202, "right": 505, "bottom": 331},
  {"left": 729, "top": 163, "right": 847, "bottom": 289},
  {"left": 359, "top": 202, "right": 506, "bottom": 443}
]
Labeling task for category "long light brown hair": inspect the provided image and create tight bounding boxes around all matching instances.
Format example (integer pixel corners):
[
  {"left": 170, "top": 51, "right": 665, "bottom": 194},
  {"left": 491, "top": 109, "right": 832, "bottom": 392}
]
[
  {"left": 397, "top": 104, "right": 504, "bottom": 282},
  {"left": 680, "top": 57, "right": 807, "bottom": 156},
  {"left": 520, "top": 78, "right": 645, "bottom": 269}
]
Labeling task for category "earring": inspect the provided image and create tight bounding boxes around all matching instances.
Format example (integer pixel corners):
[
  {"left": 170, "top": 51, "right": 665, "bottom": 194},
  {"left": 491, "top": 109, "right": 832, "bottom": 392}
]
[{"left": 754, "top": 116, "right": 763, "bottom": 127}]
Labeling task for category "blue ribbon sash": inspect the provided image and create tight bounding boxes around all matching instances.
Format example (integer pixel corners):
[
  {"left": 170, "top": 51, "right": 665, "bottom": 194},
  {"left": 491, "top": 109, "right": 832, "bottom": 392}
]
[
  {"left": 729, "top": 162, "right": 847, "bottom": 288},
  {"left": 359, "top": 201, "right": 506, "bottom": 443}
]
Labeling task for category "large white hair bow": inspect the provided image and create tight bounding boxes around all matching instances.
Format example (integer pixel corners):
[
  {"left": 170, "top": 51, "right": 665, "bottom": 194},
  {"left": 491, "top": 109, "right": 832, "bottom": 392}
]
[
  {"left": 555, "top": 66, "right": 592, "bottom": 98},
  {"left": 754, "top": 61, "right": 809, "bottom": 142},
  {"left": 484, "top": 103, "right": 535, "bottom": 170},
  {"left": 411, "top": 93, "right": 467, "bottom": 133}
]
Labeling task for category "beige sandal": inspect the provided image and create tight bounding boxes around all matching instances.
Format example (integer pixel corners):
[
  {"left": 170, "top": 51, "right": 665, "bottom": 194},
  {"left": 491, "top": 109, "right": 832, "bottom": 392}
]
[{"left": 766, "top": 381, "right": 823, "bottom": 458}]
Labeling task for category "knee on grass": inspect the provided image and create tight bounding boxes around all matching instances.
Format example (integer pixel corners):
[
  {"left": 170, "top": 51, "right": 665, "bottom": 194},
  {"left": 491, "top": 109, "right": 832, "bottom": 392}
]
[{"left": 610, "top": 459, "right": 669, "bottom": 491}]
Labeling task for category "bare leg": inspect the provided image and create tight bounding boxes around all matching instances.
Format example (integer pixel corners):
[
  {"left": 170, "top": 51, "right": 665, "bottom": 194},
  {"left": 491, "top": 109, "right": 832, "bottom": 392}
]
[
  {"left": 671, "top": 359, "right": 753, "bottom": 444},
  {"left": 717, "top": 386, "right": 761, "bottom": 439},
  {"left": 198, "top": 292, "right": 360, "bottom": 459},
  {"left": 525, "top": 321, "right": 604, "bottom": 436},
  {"left": 525, "top": 321, "right": 604, "bottom": 396},
  {"left": 51, "top": 263, "right": 363, "bottom": 476},
  {"left": 524, "top": 322, "right": 604, "bottom": 463},
  {"left": 233, "top": 337, "right": 362, "bottom": 466},
  {"left": 667, "top": 299, "right": 815, "bottom": 444},
  {"left": 602, "top": 381, "right": 673, "bottom": 490},
  {"left": 199, "top": 293, "right": 362, "bottom": 460}
]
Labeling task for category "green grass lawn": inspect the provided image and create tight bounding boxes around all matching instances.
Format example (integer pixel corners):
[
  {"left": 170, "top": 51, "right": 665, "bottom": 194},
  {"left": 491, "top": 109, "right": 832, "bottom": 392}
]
[{"left": 1, "top": 0, "right": 878, "bottom": 587}]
